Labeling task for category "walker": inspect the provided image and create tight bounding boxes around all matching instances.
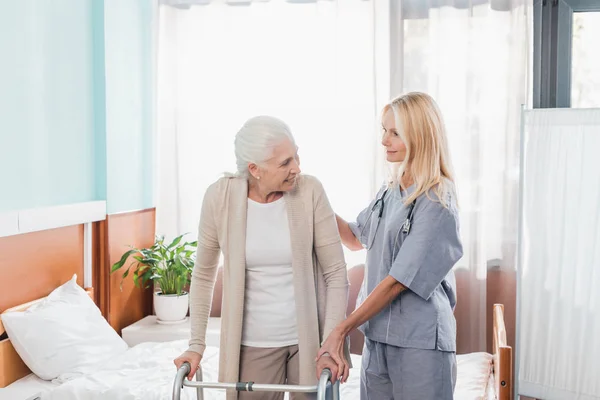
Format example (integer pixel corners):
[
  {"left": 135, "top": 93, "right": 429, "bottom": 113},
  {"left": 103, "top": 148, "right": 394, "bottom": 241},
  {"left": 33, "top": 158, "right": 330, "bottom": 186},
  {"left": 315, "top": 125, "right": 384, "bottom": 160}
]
[{"left": 173, "top": 363, "right": 340, "bottom": 400}]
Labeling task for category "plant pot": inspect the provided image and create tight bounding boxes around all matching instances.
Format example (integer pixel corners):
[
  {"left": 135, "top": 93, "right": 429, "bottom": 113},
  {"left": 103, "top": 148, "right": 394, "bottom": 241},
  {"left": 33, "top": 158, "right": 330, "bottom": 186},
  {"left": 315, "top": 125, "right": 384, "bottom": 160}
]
[{"left": 154, "top": 291, "right": 189, "bottom": 324}]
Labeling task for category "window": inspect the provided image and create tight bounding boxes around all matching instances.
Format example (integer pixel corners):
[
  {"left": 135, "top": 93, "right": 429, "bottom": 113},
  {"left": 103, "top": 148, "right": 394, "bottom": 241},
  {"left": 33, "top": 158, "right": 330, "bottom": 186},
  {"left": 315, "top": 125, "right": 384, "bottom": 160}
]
[
  {"left": 534, "top": 0, "right": 600, "bottom": 108},
  {"left": 571, "top": 11, "right": 600, "bottom": 107}
]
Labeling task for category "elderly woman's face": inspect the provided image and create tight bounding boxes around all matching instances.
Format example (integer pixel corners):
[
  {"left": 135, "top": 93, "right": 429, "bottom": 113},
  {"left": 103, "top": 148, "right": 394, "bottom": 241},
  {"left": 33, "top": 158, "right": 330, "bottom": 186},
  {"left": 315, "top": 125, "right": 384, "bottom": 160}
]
[{"left": 255, "top": 139, "right": 301, "bottom": 192}]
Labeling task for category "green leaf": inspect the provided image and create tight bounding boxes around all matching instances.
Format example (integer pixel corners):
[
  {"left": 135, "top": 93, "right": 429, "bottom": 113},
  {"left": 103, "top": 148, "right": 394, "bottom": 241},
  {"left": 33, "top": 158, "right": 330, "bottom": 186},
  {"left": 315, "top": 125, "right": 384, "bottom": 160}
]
[
  {"left": 141, "top": 270, "right": 153, "bottom": 287},
  {"left": 132, "top": 271, "right": 139, "bottom": 288},
  {"left": 110, "top": 249, "right": 137, "bottom": 273},
  {"left": 167, "top": 234, "right": 184, "bottom": 250}
]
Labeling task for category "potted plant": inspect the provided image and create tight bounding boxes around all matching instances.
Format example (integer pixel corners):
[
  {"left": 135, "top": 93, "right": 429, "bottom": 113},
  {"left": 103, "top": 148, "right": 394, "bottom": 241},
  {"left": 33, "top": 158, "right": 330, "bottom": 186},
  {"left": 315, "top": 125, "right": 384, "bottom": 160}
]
[{"left": 110, "top": 234, "right": 197, "bottom": 324}]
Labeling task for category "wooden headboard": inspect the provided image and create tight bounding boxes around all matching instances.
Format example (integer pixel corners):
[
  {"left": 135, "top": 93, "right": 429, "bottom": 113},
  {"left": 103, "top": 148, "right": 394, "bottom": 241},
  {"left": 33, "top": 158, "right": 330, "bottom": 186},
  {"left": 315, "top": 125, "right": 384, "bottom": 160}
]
[{"left": 0, "top": 288, "right": 94, "bottom": 388}]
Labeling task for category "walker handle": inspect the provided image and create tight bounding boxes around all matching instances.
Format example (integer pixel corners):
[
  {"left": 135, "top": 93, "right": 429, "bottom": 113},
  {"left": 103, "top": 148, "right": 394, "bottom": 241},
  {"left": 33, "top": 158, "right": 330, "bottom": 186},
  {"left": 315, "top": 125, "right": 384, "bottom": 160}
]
[{"left": 172, "top": 361, "right": 191, "bottom": 400}]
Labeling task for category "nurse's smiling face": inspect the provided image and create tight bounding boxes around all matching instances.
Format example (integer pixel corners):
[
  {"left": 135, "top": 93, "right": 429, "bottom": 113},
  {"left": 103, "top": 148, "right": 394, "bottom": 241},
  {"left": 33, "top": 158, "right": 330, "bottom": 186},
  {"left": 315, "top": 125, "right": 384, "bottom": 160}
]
[{"left": 381, "top": 108, "right": 407, "bottom": 163}]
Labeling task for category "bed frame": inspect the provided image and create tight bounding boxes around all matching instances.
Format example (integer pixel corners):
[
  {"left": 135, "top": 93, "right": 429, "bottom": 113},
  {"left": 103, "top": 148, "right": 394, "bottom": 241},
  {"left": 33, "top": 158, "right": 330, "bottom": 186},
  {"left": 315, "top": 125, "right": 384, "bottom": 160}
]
[
  {"left": 493, "top": 303, "right": 513, "bottom": 400},
  {"left": 0, "top": 287, "right": 94, "bottom": 388}
]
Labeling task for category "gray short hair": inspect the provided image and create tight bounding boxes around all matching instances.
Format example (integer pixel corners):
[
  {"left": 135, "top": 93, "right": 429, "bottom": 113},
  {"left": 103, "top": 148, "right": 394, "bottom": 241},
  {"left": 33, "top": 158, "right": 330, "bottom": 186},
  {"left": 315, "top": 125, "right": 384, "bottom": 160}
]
[{"left": 233, "top": 116, "right": 295, "bottom": 178}]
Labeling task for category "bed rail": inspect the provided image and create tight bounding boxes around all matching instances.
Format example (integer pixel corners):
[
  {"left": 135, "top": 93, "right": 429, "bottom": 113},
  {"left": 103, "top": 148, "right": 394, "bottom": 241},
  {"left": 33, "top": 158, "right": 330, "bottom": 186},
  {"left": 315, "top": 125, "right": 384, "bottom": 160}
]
[{"left": 173, "top": 362, "right": 340, "bottom": 400}]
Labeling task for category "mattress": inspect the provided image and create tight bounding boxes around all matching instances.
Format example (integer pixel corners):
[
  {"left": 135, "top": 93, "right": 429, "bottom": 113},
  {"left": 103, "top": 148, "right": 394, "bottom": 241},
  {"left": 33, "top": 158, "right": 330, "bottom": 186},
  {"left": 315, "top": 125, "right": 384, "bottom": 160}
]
[{"left": 3, "top": 341, "right": 492, "bottom": 400}]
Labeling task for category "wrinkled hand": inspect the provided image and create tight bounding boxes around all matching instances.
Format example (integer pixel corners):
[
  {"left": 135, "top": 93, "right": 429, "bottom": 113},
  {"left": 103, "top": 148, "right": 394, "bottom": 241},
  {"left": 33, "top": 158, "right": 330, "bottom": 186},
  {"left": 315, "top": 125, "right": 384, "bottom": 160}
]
[
  {"left": 315, "top": 327, "right": 349, "bottom": 383},
  {"left": 174, "top": 350, "right": 203, "bottom": 381}
]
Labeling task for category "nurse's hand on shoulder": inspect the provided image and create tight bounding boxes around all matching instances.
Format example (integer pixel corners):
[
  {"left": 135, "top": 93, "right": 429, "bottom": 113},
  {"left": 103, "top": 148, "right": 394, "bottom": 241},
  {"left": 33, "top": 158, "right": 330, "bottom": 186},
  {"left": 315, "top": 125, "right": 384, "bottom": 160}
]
[
  {"left": 316, "top": 327, "right": 349, "bottom": 383},
  {"left": 174, "top": 350, "right": 203, "bottom": 381}
]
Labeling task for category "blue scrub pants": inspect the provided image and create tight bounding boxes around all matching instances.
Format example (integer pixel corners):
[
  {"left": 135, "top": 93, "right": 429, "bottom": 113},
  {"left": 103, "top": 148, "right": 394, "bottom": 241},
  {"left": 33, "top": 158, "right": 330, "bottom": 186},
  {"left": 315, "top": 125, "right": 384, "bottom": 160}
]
[{"left": 360, "top": 338, "right": 456, "bottom": 400}]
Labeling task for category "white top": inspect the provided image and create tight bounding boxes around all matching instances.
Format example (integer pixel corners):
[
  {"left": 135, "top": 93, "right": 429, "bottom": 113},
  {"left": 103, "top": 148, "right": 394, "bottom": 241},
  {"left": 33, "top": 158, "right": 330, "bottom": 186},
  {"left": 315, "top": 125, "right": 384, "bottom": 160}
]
[{"left": 242, "top": 197, "right": 298, "bottom": 347}]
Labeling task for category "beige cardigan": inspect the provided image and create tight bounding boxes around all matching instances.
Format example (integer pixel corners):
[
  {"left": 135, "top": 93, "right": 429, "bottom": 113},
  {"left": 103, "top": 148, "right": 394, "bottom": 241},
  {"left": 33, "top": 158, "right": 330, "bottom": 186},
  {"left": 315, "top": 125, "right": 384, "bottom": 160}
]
[{"left": 187, "top": 174, "right": 349, "bottom": 400}]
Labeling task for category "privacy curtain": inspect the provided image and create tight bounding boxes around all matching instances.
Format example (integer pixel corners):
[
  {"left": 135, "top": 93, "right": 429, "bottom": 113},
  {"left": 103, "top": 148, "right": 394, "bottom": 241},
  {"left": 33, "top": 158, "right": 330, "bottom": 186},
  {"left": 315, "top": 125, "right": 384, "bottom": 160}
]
[{"left": 518, "top": 108, "right": 600, "bottom": 400}]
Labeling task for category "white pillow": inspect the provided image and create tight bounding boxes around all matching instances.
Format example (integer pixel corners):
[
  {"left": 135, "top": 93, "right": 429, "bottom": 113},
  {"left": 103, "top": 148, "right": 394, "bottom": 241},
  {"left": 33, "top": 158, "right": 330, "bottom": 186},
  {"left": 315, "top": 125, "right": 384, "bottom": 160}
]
[{"left": 0, "top": 275, "right": 128, "bottom": 381}]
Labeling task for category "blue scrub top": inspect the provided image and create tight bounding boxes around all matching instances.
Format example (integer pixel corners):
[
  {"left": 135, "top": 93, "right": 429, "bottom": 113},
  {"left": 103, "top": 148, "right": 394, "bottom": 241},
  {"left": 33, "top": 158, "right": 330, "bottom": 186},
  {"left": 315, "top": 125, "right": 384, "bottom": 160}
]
[{"left": 349, "top": 182, "right": 463, "bottom": 352}]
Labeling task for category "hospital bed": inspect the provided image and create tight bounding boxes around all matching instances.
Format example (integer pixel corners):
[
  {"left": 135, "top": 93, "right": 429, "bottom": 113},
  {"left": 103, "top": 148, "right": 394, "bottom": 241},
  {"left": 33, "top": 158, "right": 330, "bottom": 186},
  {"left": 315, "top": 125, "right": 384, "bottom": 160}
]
[{"left": 0, "top": 273, "right": 512, "bottom": 400}]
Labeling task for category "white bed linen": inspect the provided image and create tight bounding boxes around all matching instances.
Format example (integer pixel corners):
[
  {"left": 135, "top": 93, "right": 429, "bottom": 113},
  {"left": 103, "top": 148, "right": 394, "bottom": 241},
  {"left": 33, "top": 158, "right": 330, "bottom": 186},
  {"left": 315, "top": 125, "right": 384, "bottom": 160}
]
[
  {"left": 454, "top": 352, "right": 494, "bottom": 400},
  {"left": 485, "top": 366, "right": 496, "bottom": 400},
  {"left": 39, "top": 340, "right": 217, "bottom": 400},
  {"left": 0, "top": 373, "right": 58, "bottom": 400}
]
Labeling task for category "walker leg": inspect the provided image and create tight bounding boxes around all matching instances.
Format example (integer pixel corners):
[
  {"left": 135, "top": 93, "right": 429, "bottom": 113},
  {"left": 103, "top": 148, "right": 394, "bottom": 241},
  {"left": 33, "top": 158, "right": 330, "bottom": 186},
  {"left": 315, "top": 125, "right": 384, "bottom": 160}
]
[
  {"left": 196, "top": 366, "right": 204, "bottom": 400},
  {"left": 331, "top": 380, "right": 340, "bottom": 400}
]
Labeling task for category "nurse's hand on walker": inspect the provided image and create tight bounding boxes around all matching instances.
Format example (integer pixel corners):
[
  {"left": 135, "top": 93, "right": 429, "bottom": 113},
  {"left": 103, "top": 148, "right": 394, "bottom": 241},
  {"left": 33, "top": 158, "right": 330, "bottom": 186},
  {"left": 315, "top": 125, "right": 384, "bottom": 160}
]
[
  {"left": 174, "top": 350, "right": 202, "bottom": 381},
  {"left": 316, "top": 353, "right": 342, "bottom": 383},
  {"left": 316, "top": 327, "right": 350, "bottom": 384}
]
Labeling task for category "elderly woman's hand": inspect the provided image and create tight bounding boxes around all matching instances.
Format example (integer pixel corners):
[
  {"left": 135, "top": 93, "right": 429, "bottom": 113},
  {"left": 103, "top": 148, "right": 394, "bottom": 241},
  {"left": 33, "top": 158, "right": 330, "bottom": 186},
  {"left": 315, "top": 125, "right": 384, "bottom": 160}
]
[
  {"left": 316, "top": 327, "right": 350, "bottom": 383},
  {"left": 174, "top": 350, "right": 203, "bottom": 381}
]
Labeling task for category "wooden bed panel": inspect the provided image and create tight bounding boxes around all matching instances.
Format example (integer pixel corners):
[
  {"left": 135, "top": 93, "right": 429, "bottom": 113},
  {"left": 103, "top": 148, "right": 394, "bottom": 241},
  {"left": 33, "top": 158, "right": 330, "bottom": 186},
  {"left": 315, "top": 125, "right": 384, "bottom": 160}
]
[
  {"left": 0, "top": 340, "right": 30, "bottom": 389},
  {"left": 93, "top": 219, "right": 109, "bottom": 315},
  {"left": 493, "top": 303, "right": 513, "bottom": 400},
  {"left": 0, "top": 225, "right": 84, "bottom": 313},
  {"left": 103, "top": 208, "right": 155, "bottom": 334}
]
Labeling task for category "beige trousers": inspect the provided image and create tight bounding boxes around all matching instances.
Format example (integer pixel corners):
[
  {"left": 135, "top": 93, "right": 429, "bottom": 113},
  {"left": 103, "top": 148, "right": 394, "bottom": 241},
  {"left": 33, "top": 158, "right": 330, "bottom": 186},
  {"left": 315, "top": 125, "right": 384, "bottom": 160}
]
[{"left": 238, "top": 344, "right": 314, "bottom": 400}]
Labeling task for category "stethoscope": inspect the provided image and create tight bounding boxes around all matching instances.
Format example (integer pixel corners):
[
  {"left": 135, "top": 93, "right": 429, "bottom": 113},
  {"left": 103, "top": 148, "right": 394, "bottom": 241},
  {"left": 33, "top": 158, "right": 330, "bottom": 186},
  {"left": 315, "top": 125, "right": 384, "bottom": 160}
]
[{"left": 361, "top": 187, "right": 417, "bottom": 250}]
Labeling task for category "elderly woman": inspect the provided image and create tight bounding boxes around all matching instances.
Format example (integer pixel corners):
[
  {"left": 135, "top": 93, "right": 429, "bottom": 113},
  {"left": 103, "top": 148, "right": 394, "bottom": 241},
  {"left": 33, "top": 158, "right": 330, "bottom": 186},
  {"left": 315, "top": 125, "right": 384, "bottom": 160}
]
[{"left": 174, "top": 116, "right": 350, "bottom": 400}]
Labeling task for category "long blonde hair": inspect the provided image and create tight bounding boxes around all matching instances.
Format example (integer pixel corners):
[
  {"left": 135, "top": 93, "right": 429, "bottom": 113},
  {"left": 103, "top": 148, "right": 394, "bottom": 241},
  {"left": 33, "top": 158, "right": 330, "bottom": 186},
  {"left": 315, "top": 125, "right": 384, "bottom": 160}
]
[{"left": 384, "top": 92, "right": 456, "bottom": 207}]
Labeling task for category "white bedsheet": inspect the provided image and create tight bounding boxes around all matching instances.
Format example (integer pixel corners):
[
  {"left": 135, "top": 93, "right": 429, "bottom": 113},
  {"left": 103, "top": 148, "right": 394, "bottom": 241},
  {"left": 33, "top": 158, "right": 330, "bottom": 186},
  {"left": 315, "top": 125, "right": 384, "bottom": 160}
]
[{"left": 39, "top": 340, "right": 217, "bottom": 400}]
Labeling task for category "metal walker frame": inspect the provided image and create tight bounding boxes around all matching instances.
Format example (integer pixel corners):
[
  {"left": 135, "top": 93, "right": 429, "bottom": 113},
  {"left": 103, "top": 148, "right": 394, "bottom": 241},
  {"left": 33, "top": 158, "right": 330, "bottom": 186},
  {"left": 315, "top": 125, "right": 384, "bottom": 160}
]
[{"left": 173, "top": 362, "right": 340, "bottom": 400}]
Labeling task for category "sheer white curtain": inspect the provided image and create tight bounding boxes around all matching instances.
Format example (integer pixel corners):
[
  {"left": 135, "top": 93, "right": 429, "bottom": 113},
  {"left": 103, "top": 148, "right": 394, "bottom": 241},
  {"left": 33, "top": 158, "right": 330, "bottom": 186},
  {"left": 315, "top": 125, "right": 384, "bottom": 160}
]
[
  {"left": 156, "top": 0, "right": 379, "bottom": 268},
  {"left": 394, "top": 0, "right": 532, "bottom": 353},
  {"left": 518, "top": 109, "right": 600, "bottom": 400}
]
